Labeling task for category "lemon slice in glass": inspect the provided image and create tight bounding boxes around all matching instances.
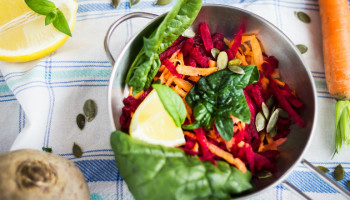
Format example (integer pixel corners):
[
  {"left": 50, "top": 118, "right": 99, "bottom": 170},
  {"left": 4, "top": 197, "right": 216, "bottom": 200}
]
[
  {"left": 130, "top": 90, "right": 185, "bottom": 147},
  {"left": 0, "top": 0, "right": 78, "bottom": 62}
]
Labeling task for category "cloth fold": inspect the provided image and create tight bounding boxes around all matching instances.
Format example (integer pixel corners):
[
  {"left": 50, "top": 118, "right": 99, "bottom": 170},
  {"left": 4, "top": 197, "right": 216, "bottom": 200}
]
[{"left": 0, "top": 0, "right": 349, "bottom": 199}]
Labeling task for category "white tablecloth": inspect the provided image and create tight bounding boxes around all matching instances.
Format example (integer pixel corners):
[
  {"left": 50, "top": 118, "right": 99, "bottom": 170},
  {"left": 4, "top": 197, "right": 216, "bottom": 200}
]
[{"left": 0, "top": 0, "right": 349, "bottom": 199}]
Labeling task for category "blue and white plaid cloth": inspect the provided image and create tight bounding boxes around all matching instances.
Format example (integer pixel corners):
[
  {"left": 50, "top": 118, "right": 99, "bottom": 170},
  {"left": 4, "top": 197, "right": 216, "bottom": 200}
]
[{"left": 0, "top": 0, "right": 349, "bottom": 199}]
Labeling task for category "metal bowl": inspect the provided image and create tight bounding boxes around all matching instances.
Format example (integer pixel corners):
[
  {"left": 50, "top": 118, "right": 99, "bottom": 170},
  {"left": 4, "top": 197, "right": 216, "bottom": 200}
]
[{"left": 105, "top": 4, "right": 317, "bottom": 199}]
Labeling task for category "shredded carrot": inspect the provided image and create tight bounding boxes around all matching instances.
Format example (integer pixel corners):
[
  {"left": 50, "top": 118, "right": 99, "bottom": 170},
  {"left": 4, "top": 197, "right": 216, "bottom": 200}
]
[
  {"left": 237, "top": 141, "right": 245, "bottom": 148},
  {"left": 261, "top": 76, "right": 270, "bottom": 90},
  {"left": 134, "top": 90, "right": 144, "bottom": 99},
  {"left": 174, "top": 85, "right": 187, "bottom": 98},
  {"left": 174, "top": 78, "right": 193, "bottom": 92},
  {"left": 209, "top": 60, "right": 217, "bottom": 68},
  {"left": 241, "top": 35, "right": 263, "bottom": 70},
  {"left": 224, "top": 37, "right": 231, "bottom": 47},
  {"left": 128, "top": 87, "right": 133, "bottom": 96},
  {"left": 235, "top": 51, "right": 248, "bottom": 65},
  {"left": 271, "top": 68, "right": 280, "bottom": 79},
  {"left": 166, "top": 75, "right": 175, "bottom": 86},
  {"left": 160, "top": 68, "right": 169, "bottom": 84},
  {"left": 230, "top": 115, "right": 241, "bottom": 124},
  {"left": 183, "top": 131, "right": 196, "bottom": 140},
  {"left": 207, "top": 142, "right": 247, "bottom": 173},
  {"left": 165, "top": 70, "right": 172, "bottom": 80},
  {"left": 159, "top": 65, "right": 166, "bottom": 72},
  {"left": 153, "top": 76, "right": 159, "bottom": 82},
  {"left": 170, "top": 49, "right": 181, "bottom": 60},
  {"left": 274, "top": 79, "right": 285, "bottom": 87},
  {"left": 259, "top": 138, "right": 287, "bottom": 152},
  {"left": 176, "top": 65, "right": 217, "bottom": 76},
  {"left": 177, "top": 52, "right": 183, "bottom": 62},
  {"left": 225, "top": 137, "right": 235, "bottom": 152},
  {"left": 188, "top": 76, "right": 201, "bottom": 82},
  {"left": 192, "top": 142, "right": 199, "bottom": 152}
]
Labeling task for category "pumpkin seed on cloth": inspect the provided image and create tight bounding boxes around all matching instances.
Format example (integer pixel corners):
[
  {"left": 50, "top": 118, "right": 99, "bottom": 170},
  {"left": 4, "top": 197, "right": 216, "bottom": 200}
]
[
  {"left": 154, "top": 0, "right": 172, "bottom": 5},
  {"left": 347, "top": 180, "right": 350, "bottom": 190},
  {"left": 84, "top": 99, "right": 97, "bottom": 122},
  {"left": 76, "top": 114, "right": 86, "bottom": 130},
  {"left": 73, "top": 142, "right": 83, "bottom": 158},
  {"left": 217, "top": 51, "right": 228, "bottom": 70},
  {"left": 294, "top": 11, "right": 311, "bottom": 24},
  {"left": 129, "top": 0, "right": 141, "bottom": 7},
  {"left": 296, "top": 44, "right": 308, "bottom": 54},
  {"left": 42, "top": 147, "right": 52, "bottom": 153},
  {"left": 112, "top": 0, "right": 120, "bottom": 8},
  {"left": 255, "top": 112, "right": 266, "bottom": 132},
  {"left": 334, "top": 164, "right": 345, "bottom": 181},
  {"left": 316, "top": 166, "right": 329, "bottom": 173}
]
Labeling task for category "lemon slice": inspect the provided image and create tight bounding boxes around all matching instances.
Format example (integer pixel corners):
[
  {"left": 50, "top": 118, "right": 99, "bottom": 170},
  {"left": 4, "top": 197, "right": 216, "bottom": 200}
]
[
  {"left": 130, "top": 90, "right": 186, "bottom": 147},
  {"left": 0, "top": 0, "right": 78, "bottom": 62}
]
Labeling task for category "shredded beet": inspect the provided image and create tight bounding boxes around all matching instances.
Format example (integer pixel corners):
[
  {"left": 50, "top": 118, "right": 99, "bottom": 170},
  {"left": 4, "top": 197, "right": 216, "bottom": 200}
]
[
  {"left": 199, "top": 23, "right": 214, "bottom": 52},
  {"left": 159, "top": 38, "right": 187, "bottom": 60},
  {"left": 161, "top": 59, "right": 182, "bottom": 78},
  {"left": 270, "top": 78, "right": 306, "bottom": 127},
  {"left": 182, "top": 38, "right": 194, "bottom": 57},
  {"left": 230, "top": 27, "right": 243, "bottom": 58},
  {"left": 184, "top": 57, "right": 196, "bottom": 67},
  {"left": 190, "top": 46, "right": 210, "bottom": 68},
  {"left": 194, "top": 128, "right": 216, "bottom": 165}
]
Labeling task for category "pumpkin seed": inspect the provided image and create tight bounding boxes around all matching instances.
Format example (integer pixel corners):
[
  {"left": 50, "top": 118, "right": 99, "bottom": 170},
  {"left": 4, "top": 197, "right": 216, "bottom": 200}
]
[
  {"left": 255, "top": 112, "right": 266, "bottom": 132},
  {"left": 42, "top": 147, "right": 52, "bottom": 153},
  {"left": 217, "top": 51, "right": 228, "bottom": 70},
  {"left": 228, "top": 65, "right": 245, "bottom": 75},
  {"left": 112, "top": 0, "right": 120, "bottom": 8},
  {"left": 262, "top": 102, "right": 270, "bottom": 120},
  {"left": 268, "top": 126, "right": 277, "bottom": 138},
  {"left": 129, "top": 0, "right": 141, "bottom": 7},
  {"left": 76, "top": 114, "right": 86, "bottom": 130},
  {"left": 295, "top": 11, "right": 311, "bottom": 24},
  {"left": 154, "top": 0, "right": 172, "bottom": 5},
  {"left": 279, "top": 108, "right": 289, "bottom": 119},
  {"left": 334, "top": 164, "right": 345, "bottom": 181},
  {"left": 182, "top": 28, "right": 196, "bottom": 38},
  {"left": 228, "top": 58, "right": 242, "bottom": 66},
  {"left": 257, "top": 170, "right": 273, "bottom": 179},
  {"left": 296, "top": 44, "right": 308, "bottom": 54},
  {"left": 84, "top": 99, "right": 97, "bottom": 122},
  {"left": 266, "top": 109, "right": 279, "bottom": 133},
  {"left": 316, "top": 166, "right": 329, "bottom": 173},
  {"left": 73, "top": 142, "right": 83, "bottom": 158},
  {"left": 347, "top": 180, "right": 350, "bottom": 190},
  {"left": 211, "top": 48, "right": 220, "bottom": 59},
  {"left": 266, "top": 96, "right": 275, "bottom": 109}
]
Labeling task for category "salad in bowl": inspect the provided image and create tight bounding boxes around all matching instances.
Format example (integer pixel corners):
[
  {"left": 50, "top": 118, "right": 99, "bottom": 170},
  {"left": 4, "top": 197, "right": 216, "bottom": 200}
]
[{"left": 109, "top": 0, "right": 309, "bottom": 199}]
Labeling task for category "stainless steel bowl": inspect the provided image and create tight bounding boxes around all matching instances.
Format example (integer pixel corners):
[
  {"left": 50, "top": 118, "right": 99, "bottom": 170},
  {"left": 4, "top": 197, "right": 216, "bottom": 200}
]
[{"left": 104, "top": 4, "right": 348, "bottom": 199}]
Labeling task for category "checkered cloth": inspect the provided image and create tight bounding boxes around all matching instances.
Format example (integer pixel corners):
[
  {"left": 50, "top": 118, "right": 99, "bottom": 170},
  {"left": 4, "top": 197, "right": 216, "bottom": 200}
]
[{"left": 0, "top": 0, "right": 349, "bottom": 199}]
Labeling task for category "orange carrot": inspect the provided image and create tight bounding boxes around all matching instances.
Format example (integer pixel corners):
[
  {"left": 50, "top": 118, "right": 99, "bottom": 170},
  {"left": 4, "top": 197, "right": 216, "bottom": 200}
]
[
  {"left": 176, "top": 65, "right": 217, "bottom": 76},
  {"left": 319, "top": 0, "right": 350, "bottom": 154},
  {"left": 188, "top": 76, "right": 201, "bottom": 82},
  {"left": 206, "top": 142, "right": 247, "bottom": 173},
  {"left": 134, "top": 90, "right": 144, "bottom": 99},
  {"left": 208, "top": 60, "right": 217, "bottom": 68},
  {"left": 174, "top": 78, "right": 193, "bottom": 92}
]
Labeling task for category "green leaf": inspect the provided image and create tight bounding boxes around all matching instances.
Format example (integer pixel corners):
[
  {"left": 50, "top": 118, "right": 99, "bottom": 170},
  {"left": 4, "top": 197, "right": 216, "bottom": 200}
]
[
  {"left": 126, "top": 0, "right": 202, "bottom": 95},
  {"left": 152, "top": 84, "right": 186, "bottom": 127},
  {"left": 184, "top": 66, "right": 259, "bottom": 141},
  {"left": 45, "top": 11, "right": 57, "bottom": 25},
  {"left": 334, "top": 101, "right": 350, "bottom": 155},
  {"left": 52, "top": 9, "right": 72, "bottom": 36},
  {"left": 25, "top": 0, "right": 56, "bottom": 15},
  {"left": 110, "top": 131, "right": 252, "bottom": 200}
]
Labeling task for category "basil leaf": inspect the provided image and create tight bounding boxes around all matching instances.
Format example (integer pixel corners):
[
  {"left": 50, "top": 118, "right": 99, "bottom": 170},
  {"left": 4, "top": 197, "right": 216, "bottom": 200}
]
[
  {"left": 184, "top": 66, "right": 259, "bottom": 141},
  {"left": 25, "top": 0, "right": 56, "bottom": 15},
  {"left": 52, "top": 9, "right": 72, "bottom": 37},
  {"left": 111, "top": 131, "right": 252, "bottom": 200},
  {"left": 45, "top": 11, "right": 57, "bottom": 25},
  {"left": 152, "top": 84, "right": 186, "bottom": 127},
  {"left": 126, "top": 0, "right": 202, "bottom": 95}
]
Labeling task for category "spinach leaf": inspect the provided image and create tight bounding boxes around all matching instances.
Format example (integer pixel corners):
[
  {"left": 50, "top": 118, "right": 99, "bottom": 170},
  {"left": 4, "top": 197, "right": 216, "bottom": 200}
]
[
  {"left": 153, "top": 84, "right": 187, "bottom": 127},
  {"left": 111, "top": 131, "right": 252, "bottom": 200},
  {"left": 183, "top": 66, "right": 259, "bottom": 141},
  {"left": 126, "top": 0, "right": 202, "bottom": 95}
]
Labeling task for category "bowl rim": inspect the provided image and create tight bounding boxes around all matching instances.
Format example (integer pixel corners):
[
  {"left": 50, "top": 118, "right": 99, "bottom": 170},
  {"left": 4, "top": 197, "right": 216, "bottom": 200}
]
[{"left": 106, "top": 4, "right": 318, "bottom": 199}]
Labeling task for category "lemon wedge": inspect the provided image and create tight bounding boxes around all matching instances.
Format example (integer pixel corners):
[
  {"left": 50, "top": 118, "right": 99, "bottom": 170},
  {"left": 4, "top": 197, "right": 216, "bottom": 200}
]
[
  {"left": 130, "top": 90, "right": 186, "bottom": 147},
  {"left": 0, "top": 0, "right": 78, "bottom": 62}
]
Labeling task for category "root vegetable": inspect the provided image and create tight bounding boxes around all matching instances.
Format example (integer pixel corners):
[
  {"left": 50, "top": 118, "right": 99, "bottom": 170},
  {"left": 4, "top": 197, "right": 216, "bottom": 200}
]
[{"left": 0, "top": 149, "right": 89, "bottom": 200}]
